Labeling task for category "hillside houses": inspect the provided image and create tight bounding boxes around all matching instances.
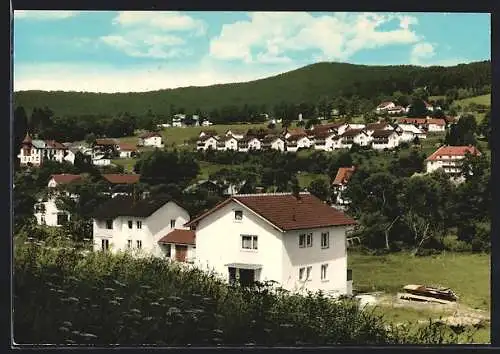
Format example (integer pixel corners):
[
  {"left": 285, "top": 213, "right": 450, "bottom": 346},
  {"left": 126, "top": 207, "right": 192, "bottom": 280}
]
[
  {"left": 331, "top": 166, "right": 356, "bottom": 207},
  {"left": 195, "top": 119, "right": 449, "bottom": 154},
  {"left": 117, "top": 143, "right": 138, "bottom": 158},
  {"left": 138, "top": 132, "right": 164, "bottom": 148},
  {"left": 18, "top": 133, "right": 75, "bottom": 167},
  {"left": 425, "top": 145, "right": 481, "bottom": 179}
]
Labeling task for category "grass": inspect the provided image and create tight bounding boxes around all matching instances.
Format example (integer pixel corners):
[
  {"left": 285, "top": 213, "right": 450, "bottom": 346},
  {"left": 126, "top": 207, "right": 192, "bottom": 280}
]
[
  {"left": 297, "top": 172, "right": 329, "bottom": 188},
  {"left": 348, "top": 252, "right": 491, "bottom": 343},
  {"left": 112, "top": 158, "right": 136, "bottom": 173},
  {"left": 452, "top": 94, "right": 491, "bottom": 108},
  {"left": 348, "top": 252, "right": 490, "bottom": 310},
  {"left": 198, "top": 161, "right": 235, "bottom": 180}
]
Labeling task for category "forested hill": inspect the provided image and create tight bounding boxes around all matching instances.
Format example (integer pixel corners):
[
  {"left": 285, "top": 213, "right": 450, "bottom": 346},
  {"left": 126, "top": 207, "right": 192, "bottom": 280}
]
[{"left": 14, "top": 60, "right": 491, "bottom": 117}]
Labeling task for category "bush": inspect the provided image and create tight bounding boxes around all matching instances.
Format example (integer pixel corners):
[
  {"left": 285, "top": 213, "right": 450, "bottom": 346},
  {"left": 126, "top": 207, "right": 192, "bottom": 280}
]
[
  {"left": 13, "top": 242, "right": 473, "bottom": 345},
  {"left": 442, "top": 236, "right": 473, "bottom": 253}
]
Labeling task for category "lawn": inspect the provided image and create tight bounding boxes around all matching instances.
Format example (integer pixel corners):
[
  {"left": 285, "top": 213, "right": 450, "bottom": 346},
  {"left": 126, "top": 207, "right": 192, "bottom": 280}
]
[
  {"left": 198, "top": 161, "right": 235, "bottom": 180},
  {"left": 453, "top": 94, "right": 491, "bottom": 108},
  {"left": 297, "top": 171, "right": 329, "bottom": 188},
  {"left": 112, "top": 158, "right": 136, "bottom": 172},
  {"left": 348, "top": 252, "right": 491, "bottom": 343}
]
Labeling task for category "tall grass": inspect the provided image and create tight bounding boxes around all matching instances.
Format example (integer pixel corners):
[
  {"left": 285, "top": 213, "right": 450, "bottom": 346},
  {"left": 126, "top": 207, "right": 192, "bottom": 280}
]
[{"left": 13, "top": 242, "right": 475, "bottom": 346}]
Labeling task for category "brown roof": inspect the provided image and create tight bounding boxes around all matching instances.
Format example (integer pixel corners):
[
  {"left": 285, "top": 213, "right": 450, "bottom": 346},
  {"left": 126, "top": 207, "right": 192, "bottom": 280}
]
[
  {"left": 262, "top": 135, "right": 283, "bottom": 143},
  {"left": 332, "top": 167, "right": 356, "bottom": 186},
  {"left": 426, "top": 146, "right": 481, "bottom": 161},
  {"left": 102, "top": 174, "right": 141, "bottom": 184},
  {"left": 118, "top": 143, "right": 137, "bottom": 151},
  {"left": 371, "top": 129, "right": 397, "bottom": 138},
  {"left": 341, "top": 128, "right": 365, "bottom": 137},
  {"left": 95, "top": 138, "right": 117, "bottom": 146},
  {"left": 45, "top": 140, "right": 67, "bottom": 149},
  {"left": 313, "top": 130, "right": 336, "bottom": 139},
  {"left": 140, "top": 132, "right": 162, "bottom": 139},
  {"left": 287, "top": 134, "right": 309, "bottom": 142},
  {"left": 314, "top": 122, "right": 345, "bottom": 132},
  {"left": 51, "top": 174, "right": 82, "bottom": 185},
  {"left": 185, "top": 192, "right": 356, "bottom": 231},
  {"left": 199, "top": 134, "right": 219, "bottom": 142},
  {"left": 426, "top": 118, "right": 446, "bottom": 126},
  {"left": 397, "top": 118, "right": 427, "bottom": 125},
  {"left": 377, "top": 101, "right": 394, "bottom": 108},
  {"left": 158, "top": 229, "right": 196, "bottom": 245},
  {"left": 22, "top": 133, "right": 32, "bottom": 144}
]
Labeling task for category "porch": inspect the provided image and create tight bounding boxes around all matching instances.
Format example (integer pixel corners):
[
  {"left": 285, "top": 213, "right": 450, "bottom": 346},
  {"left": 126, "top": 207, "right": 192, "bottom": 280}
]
[{"left": 224, "top": 262, "right": 263, "bottom": 287}]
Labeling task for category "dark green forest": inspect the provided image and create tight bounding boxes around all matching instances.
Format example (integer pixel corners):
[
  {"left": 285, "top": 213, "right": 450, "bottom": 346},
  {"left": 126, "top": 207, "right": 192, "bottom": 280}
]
[{"left": 14, "top": 61, "right": 491, "bottom": 118}]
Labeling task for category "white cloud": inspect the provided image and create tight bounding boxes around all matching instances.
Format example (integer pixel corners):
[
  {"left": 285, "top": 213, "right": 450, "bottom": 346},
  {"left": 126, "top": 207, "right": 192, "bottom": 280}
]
[
  {"left": 14, "top": 10, "right": 80, "bottom": 20},
  {"left": 409, "top": 42, "right": 471, "bottom": 67},
  {"left": 14, "top": 60, "right": 300, "bottom": 93},
  {"left": 100, "top": 11, "right": 205, "bottom": 59},
  {"left": 209, "top": 12, "right": 420, "bottom": 63}
]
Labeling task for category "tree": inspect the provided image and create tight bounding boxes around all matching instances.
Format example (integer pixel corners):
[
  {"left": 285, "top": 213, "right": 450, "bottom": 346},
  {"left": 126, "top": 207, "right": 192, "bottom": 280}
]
[
  {"left": 477, "top": 110, "right": 491, "bottom": 142},
  {"left": 407, "top": 98, "right": 429, "bottom": 117},
  {"left": 444, "top": 114, "right": 477, "bottom": 146},
  {"left": 308, "top": 179, "right": 330, "bottom": 202}
]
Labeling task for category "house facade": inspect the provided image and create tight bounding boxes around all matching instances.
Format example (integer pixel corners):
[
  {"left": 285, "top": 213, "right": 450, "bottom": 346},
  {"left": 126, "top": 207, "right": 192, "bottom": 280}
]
[
  {"left": 371, "top": 130, "right": 400, "bottom": 150},
  {"left": 425, "top": 145, "right": 481, "bottom": 178},
  {"left": 34, "top": 174, "right": 82, "bottom": 227},
  {"left": 185, "top": 192, "right": 356, "bottom": 297},
  {"left": 139, "top": 132, "right": 164, "bottom": 148},
  {"left": 117, "top": 143, "right": 138, "bottom": 158},
  {"left": 18, "top": 134, "right": 74, "bottom": 167},
  {"left": 331, "top": 167, "right": 355, "bottom": 207},
  {"left": 339, "top": 129, "right": 371, "bottom": 148},
  {"left": 427, "top": 118, "right": 446, "bottom": 132},
  {"left": 197, "top": 135, "right": 219, "bottom": 151},
  {"left": 91, "top": 196, "right": 194, "bottom": 262}
]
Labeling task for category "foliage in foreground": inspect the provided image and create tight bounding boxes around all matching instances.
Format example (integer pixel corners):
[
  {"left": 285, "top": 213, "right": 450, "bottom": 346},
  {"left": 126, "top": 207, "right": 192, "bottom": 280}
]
[{"left": 14, "top": 243, "right": 476, "bottom": 346}]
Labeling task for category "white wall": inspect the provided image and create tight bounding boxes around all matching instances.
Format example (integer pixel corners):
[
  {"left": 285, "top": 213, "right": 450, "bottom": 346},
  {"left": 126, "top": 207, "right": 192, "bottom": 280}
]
[
  {"left": 92, "top": 202, "right": 191, "bottom": 259},
  {"left": 194, "top": 201, "right": 285, "bottom": 285},
  {"left": 225, "top": 138, "right": 239, "bottom": 151},
  {"left": 428, "top": 124, "right": 445, "bottom": 132},
  {"left": 271, "top": 140, "right": 285, "bottom": 151},
  {"left": 144, "top": 136, "right": 164, "bottom": 148},
  {"left": 372, "top": 134, "right": 400, "bottom": 150},
  {"left": 34, "top": 198, "right": 70, "bottom": 227},
  {"left": 281, "top": 226, "right": 349, "bottom": 296}
]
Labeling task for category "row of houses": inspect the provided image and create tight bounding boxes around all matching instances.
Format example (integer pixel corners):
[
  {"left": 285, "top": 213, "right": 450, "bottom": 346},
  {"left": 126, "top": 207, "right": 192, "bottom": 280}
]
[
  {"left": 375, "top": 101, "right": 441, "bottom": 114},
  {"left": 197, "top": 119, "right": 448, "bottom": 153}
]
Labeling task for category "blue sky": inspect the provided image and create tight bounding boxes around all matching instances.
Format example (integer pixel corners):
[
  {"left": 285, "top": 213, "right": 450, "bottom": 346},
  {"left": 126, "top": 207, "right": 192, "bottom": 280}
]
[{"left": 13, "top": 11, "right": 491, "bottom": 93}]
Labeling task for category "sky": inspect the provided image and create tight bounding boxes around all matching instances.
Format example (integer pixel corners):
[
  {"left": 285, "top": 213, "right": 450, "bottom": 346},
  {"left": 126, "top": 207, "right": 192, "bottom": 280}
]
[{"left": 13, "top": 11, "right": 491, "bottom": 93}]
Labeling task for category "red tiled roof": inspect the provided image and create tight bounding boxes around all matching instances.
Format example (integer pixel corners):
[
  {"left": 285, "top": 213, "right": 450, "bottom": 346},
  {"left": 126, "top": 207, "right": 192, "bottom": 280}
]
[
  {"left": 426, "top": 146, "right": 481, "bottom": 161},
  {"left": 185, "top": 192, "right": 356, "bottom": 231},
  {"left": 140, "top": 132, "right": 162, "bottom": 139},
  {"left": 287, "top": 134, "right": 309, "bottom": 142},
  {"left": 426, "top": 118, "right": 446, "bottom": 126},
  {"left": 118, "top": 143, "right": 137, "bottom": 151},
  {"left": 371, "top": 129, "right": 397, "bottom": 138},
  {"left": 102, "top": 174, "right": 141, "bottom": 184},
  {"left": 95, "top": 138, "right": 117, "bottom": 146},
  {"left": 313, "top": 130, "right": 336, "bottom": 139},
  {"left": 51, "top": 174, "right": 82, "bottom": 184},
  {"left": 158, "top": 229, "right": 195, "bottom": 245},
  {"left": 397, "top": 118, "right": 427, "bottom": 125},
  {"left": 332, "top": 167, "right": 356, "bottom": 186},
  {"left": 366, "top": 123, "right": 390, "bottom": 131},
  {"left": 286, "top": 128, "right": 307, "bottom": 136}
]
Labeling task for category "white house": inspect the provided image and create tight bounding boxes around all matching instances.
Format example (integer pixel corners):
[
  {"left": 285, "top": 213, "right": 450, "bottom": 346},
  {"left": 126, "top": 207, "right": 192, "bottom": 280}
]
[
  {"left": 238, "top": 136, "right": 262, "bottom": 152},
  {"left": 217, "top": 136, "right": 239, "bottom": 151},
  {"left": 225, "top": 130, "right": 245, "bottom": 140},
  {"left": 425, "top": 145, "right": 481, "bottom": 178},
  {"left": 331, "top": 166, "right": 356, "bottom": 207},
  {"left": 339, "top": 129, "right": 371, "bottom": 148},
  {"left": 197, "top": 135, "right": 219, "bottom": 151},
  {"left": 117, "top": 143, "right": 138, "bottom": 158},
  {"left": 426, "top": 118, "right": 446, "bottom": 132},
  {"left": 396, "top": 124, "right": 427, "bottom": 141},
  {"left": 312, "top": 122, "right": 349, "bottom": 136},
  {"left": 185, "top": 192, "right": 356, "bottom": 296},
  {"left": 199, "top": 130, "right": 218, "bottom": 139},
  {"left": 201, "top": 120, "right": 213, "bottom": 127},
  {"left": 313, "top": 131, "right": 337, "bottom": 151},
  {"left": 18, "top": 133, "right": 74, "bottom": 167},
  {"left": 364, "top": 122, "right": 393, "bottom": 136},
  {"left": 346, "top": 123, "right": 366, "bottom": 130},
  {"left": 92, "top": 155, "right": 112, "bottom": 166},
  {"left": 34, "top": 174, "right": 82, "bottom": 227},
  {"left": 91, "top": 195, "right": 195, "bottom": 262},
  {"left": 286, "top": 134, "right": 313, "bottom": 152},
  {"left": 139, "top": 132, "right": 164, "bottom": 148},
  {"left": 375, "top": 101, "right": 396, "bottom": 113},
  {"left": 371, "top": 130, "right": 400, "bottom": 150},
  {"left": 262, "top": 136, "right": 285, "bottom": 152}
]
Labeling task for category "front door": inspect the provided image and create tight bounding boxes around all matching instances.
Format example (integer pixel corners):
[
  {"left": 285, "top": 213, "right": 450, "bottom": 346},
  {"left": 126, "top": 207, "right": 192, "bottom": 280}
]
[
  {"left": 238, "top": 268, "right": 255, "bottom": 287},
  {"left": 175, "top": 245, "right": 188, "bottom": 262}
]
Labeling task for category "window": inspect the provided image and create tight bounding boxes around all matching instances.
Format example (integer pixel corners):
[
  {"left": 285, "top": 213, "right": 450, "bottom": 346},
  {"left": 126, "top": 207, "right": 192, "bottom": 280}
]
[
  {"left": 234, "top": 210, "right": 243, "bottom": 221},
  {"left": 164, "top": 244, "right": 172, "bottom": 257},
  {"left": 101, "top": 239, "right": 109, "bottom": 251},
  {"left": 241, "top": 235, "right": 258, "bottom": 250},
  {"left": 127, "top": 240, "right": 132, "bottom": 249},
  {"left": 299, "top": 234, "right": 306, "bottom": 248},
  {"left": 321, "top": 264, "right": 328, "bottom": 281},
  {"left": 56, "top": 213, "right": 68, "bottom": 226},
  {"left": 299, "top": 267, "right": 305, "bottom": 280},
  {"left": 128, "top": 220, "right": 133, "bottom": 229},
  {"left": 105, "top": 220, "right": 113, "bottom": 229},
  {"left": 306, "top": 233, "right": 313, "bottom": 247},
  {"left": 170, "top": 219, "right": 176, "bottom": 228},
  {"left": 306, "top": 266, "right": 312, "bottom": 281},
  {"left": 136, "top": 240, "right": 142, "bottom": 249},
  {"left": 136, "top": 221, "right": 142, "bottom": 229},
  {"left": 321, "top": 232, "right": 330, "bottom": 249}
]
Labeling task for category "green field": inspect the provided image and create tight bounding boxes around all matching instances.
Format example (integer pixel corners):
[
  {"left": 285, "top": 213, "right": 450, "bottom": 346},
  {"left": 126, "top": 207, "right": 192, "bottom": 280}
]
[
  {"left": 453, "top": 94, "right": 491, "bottom": 108},
  {"left": 349, "top": 252, "right": 491, "bottom": 343}
]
